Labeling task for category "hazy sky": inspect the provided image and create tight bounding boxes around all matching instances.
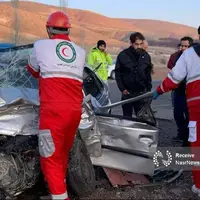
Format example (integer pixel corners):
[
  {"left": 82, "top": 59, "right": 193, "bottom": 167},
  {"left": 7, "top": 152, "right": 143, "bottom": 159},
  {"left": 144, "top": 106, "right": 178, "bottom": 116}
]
[{"left": 14, "top": 0, "right": 200, "bottom": 28}]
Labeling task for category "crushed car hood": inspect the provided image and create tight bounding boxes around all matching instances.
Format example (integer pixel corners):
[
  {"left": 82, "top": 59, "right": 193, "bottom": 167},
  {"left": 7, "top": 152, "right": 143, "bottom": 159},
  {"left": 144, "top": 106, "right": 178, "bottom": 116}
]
[{"left": 0, "top": 87, "right": 39, "bottom": 108}]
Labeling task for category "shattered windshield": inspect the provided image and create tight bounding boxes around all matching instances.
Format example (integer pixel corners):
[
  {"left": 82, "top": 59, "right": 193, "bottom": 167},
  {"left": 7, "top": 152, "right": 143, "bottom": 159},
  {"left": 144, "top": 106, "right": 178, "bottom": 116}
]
[{"left": 0, "top": 44, "right": 38, "bottom": 89}]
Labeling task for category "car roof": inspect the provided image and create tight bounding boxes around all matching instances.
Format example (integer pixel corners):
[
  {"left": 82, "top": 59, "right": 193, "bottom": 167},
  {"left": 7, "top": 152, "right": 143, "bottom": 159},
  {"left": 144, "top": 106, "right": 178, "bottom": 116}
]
[{"left": 0, "top": 43, "right": 15, "bottom": 49}]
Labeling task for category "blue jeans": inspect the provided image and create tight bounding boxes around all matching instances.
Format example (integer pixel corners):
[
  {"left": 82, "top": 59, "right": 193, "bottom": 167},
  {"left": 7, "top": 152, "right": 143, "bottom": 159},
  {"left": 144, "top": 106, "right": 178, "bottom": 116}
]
[{"left": 172, "top": 91, "right": 189, "bottom": 143}]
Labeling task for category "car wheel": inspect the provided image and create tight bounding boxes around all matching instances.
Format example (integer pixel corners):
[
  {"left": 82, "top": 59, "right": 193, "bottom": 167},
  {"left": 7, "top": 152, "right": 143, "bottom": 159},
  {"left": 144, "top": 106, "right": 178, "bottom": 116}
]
[
  {"left": 0, "top": 135, "right": 40, "bottom": 198},
  {"left": 111, "top": 70, "right": 115, "bottom": 79},
  {"left": 67, "top": 131, "right": 96, "bottom": 197}
]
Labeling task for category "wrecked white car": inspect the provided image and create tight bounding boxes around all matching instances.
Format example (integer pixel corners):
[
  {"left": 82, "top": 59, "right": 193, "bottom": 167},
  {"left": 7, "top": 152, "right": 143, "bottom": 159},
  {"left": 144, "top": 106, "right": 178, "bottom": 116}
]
[{"left": 0, "top": 44, "right": 181, "bottom": 199}]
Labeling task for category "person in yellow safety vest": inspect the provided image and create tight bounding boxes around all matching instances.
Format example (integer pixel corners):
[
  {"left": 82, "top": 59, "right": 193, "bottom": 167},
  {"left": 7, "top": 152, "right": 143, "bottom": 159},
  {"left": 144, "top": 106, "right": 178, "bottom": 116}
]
[{"left": 87, "top": 40, "right": 113, "bottom": 82}]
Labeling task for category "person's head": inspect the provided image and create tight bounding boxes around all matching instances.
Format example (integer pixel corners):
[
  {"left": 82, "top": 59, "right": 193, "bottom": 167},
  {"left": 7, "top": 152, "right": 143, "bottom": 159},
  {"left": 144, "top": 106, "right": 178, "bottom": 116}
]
[
  {"left": 130, "top": 32, "right": 145, "bottom": 52},
  {"left": 143, "top": 40, "right": 148, "bottom": 51},
  {"left": 198, "top": 26, "right": 200, "bottom": 40},
  {"left": 177, "top": 43, "right": 182, "bottom": 51},
  {"left": 46, "top": 11, "right": 71, "bottom": 39},
  {"left": 97, "top": 40, "right": 106, "bottom": 52},
  {"left": 180, "top": 36, "right": 193, "bottom": 52}
]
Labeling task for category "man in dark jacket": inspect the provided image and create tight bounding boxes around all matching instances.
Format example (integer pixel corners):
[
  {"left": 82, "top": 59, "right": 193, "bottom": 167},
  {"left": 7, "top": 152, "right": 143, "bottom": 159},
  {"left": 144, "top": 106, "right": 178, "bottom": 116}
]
[
  {"left": 115, "top": 32, "right": 152, "bottom": 117},
  {"left": 169, "top": 36, "right": 193, "bottom": 146},
  {"left": 167, "top": 44, "right": 181, "bottom": 70}
]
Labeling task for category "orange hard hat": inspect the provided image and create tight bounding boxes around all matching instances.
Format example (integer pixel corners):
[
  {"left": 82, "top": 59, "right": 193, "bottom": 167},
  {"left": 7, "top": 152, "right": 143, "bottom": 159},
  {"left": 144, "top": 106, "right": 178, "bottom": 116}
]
[{"left": 46, "top": 11, "right": 71, "bottom": 29}]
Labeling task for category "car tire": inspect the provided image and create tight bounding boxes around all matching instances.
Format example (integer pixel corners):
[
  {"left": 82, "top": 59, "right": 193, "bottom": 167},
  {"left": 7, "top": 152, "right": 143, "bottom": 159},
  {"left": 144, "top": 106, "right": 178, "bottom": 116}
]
[
  {"left": 111, "top": 70, "right": 115, "bottom": 79},
  {"left": 67, "top": 131, "right": 96, "bottom": 197},
  {"left": 0, "top": 135, "right": 40, "bottom": 199}
]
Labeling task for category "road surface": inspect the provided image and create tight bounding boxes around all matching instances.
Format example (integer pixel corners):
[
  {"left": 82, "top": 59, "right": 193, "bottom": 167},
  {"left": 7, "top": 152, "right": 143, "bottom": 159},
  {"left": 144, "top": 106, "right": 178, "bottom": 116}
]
[{"left": 108, "top": 79, "right": 173, "bottom": 120}]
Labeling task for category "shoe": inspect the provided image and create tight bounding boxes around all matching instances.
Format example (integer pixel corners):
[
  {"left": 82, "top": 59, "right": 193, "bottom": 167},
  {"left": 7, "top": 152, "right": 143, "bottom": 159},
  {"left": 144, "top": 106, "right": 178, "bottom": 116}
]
[
  {"left": 172, "top": 136, "right": 182, "bottom": 142},
  {"left": 40, "top": 195, "right": 51, "bottom": 200},
  {"left": 40, "top": 194, "right": 70, "bottom": 200},
  {"left": 192, "top": 185, "right": 200, "bottom": 196},
  {"left": 181, "top": 141, "right": 190, "bottom": 147}
]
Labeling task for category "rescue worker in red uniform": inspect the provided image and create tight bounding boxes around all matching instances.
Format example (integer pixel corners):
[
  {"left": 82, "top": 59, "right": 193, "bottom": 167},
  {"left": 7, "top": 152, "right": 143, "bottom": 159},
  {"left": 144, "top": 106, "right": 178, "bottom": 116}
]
[
  {"left": 168, "top": 37, "right": 193, "bottom": 146},
  {"left": 152, "top": 26, "right": 200, "bottom": 196},
  {"left": 27, "top": 11, "right": 86, "bottom": 200}
]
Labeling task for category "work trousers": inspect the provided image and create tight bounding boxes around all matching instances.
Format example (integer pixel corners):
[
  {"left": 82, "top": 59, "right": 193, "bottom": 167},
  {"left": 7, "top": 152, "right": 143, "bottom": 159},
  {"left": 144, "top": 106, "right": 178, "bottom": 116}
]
[
  {"left": 189, "top": 108, "right": 200, "bottom": 189},
  {"left": 172, "top": 91, "right": 189, "bottom": 145},
  {"left": 121, "top": 92, "right": 146, "bottom": 117},
  {"left": 38, "top": 105, "right": 81, "bottom": 200}
]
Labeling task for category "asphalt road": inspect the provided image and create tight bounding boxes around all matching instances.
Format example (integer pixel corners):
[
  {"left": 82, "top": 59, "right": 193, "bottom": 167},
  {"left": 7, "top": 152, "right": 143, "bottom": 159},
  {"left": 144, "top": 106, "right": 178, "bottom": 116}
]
[{"left": 108, "top": 79, "right": 173, "bottom": 120}]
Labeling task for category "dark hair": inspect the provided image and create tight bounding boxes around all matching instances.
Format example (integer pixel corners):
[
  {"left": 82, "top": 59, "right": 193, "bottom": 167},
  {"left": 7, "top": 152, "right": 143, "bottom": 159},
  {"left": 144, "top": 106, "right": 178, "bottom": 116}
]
[
  {"left": 181, "top": 36, "right": 193, "bottom": 45},
  {"left": 97, "top": 40, "right": 106, "bottom": 48},
  {"left": 198, "top": 26, "right": 200, "bottom": 34},
  {"left": 130, "top": 32, "right": 145, "bottom": 43}
]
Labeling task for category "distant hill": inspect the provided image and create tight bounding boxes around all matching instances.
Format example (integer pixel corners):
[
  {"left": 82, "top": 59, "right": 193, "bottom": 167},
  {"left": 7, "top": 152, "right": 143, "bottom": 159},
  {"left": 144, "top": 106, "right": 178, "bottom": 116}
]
[{"left": 0, "top": 1, "right": 197, "bottom": 50}]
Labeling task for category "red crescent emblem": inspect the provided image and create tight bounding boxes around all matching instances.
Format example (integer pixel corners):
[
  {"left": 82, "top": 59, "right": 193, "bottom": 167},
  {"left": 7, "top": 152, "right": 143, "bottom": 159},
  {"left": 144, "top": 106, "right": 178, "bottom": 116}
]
[{"left": 62, "top": 47, "right": 69, "bottom": 57}]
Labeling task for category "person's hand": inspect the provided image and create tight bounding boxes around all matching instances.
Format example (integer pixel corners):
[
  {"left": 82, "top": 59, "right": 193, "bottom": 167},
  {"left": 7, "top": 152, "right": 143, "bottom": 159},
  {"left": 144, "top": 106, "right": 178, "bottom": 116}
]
[
  {"left": 122, "top": 89, "right": 130, "bottom": 95},
  {"left": 152, "top": 90, "right": 160, "bottom": 100}
]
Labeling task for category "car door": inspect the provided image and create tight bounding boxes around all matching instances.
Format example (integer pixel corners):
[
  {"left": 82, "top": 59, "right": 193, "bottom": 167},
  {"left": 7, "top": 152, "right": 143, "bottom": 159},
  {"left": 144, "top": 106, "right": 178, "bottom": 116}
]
[
  {"left": 91, "top": 106, "right": 159, "bottom": 175},
  {"left": 83, "top": 66, "right": 110, "bottom": 107}
]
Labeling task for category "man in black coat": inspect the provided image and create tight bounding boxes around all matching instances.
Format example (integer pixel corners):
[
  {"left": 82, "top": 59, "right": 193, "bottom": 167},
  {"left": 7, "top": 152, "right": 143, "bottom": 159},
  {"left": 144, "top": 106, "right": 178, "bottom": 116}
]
[
  {"left": 115, "top": 32, "right": 152, "bottom": 117},
  {"left": 168, "top": 37, "right": 193, "bottom": 147}
]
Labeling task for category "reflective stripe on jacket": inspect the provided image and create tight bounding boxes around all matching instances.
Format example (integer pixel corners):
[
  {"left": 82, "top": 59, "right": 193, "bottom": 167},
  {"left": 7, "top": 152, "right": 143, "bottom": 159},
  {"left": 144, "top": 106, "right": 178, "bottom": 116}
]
[
  {"left": 27, "top": 34, "right": 86, "bottom": 109},
  {"left": 157, "top": 44, "right": 200, "bottom": 109},
  {"left": 87, "top": 47, "right": 112, "bottom": 81}
]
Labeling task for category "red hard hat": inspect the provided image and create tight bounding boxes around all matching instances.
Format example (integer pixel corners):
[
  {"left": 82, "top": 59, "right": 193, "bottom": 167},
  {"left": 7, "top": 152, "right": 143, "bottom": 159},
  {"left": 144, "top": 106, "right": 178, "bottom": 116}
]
[{"left": 46, "top": 11, "right": 71, "bottom": 29}]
